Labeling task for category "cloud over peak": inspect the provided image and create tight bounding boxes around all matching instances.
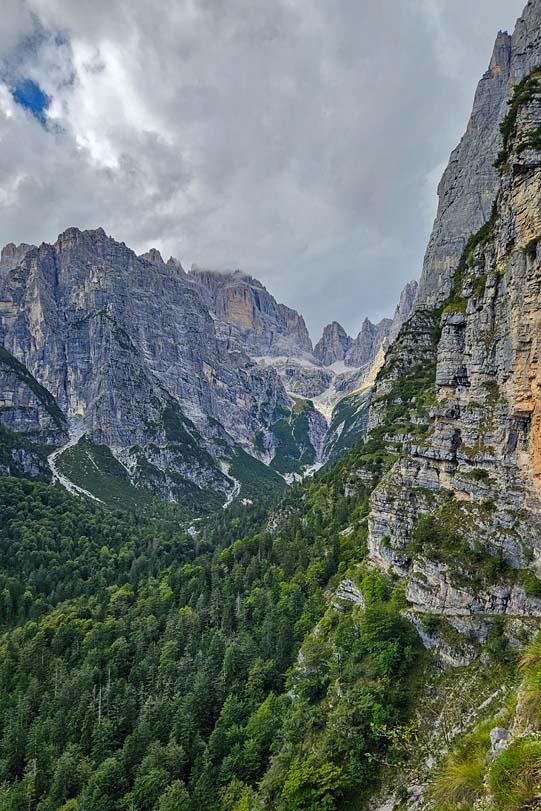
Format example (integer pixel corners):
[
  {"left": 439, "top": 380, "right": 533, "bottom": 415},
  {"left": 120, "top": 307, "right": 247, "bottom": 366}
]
[{"left": 0, "top": 0, "right": 525, "bottom": 335}]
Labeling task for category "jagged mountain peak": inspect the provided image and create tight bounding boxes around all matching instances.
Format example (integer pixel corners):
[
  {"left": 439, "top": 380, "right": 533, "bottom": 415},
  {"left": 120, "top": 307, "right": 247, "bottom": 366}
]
[
  {"left": 136, "top": 248, "right": 187, "bottom": 275},
  {"left": 0, "top": 227, "right": 295, "bottom": 500},
  {"left": 139, "top": 247, "right": 165, "bottom": 266},
  {"left": 54, "top": 226, "right": 108, "bottom": 245},
  {"left": 359, "top": 316, "right": 379, "bottom": 331},
  {"left": 344, "top": 316, "right": 391, "bottom": 368},
  {"left": 416, "top": 0, "right": 541, "bottom": 308},
  {"left": 0, "top": 241, "right": 35, "bottom": 271},
  {"left": 166, "top": 256, "right": 185, "bottom": 273},
  {"left": 4, "top": 229, "right": 115, "bottom": 271},
  {"left": 397, "top": 278, "right": 418, "bottom": 303},
  {"left": 390, "top": 279, "right": 418, "bottom": 340},
  {"left": 319, "top": 320, "right": 348, "bottom": 339},
  {"left": 314, "top": 321, "right": 350, "bottom": 367}
]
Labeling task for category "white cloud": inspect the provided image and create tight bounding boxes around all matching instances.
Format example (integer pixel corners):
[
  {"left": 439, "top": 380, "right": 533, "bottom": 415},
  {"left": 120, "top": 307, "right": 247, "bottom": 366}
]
[{"left": 0, "top": 0, "right": 526, "bottom": 338}]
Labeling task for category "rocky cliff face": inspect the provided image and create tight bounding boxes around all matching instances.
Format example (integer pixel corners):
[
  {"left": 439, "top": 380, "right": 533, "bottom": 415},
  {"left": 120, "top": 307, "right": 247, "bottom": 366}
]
[
  {"left": 415, "top": 32, "right": 512, "bottom": 307},
  {"left": 324, "top": 45, "right": 541, "bottom": 787},
  {"left": 0, "top": 346, "right": 65, "bottom": 439},
  {"left": 312, "top": 280, "right": 417, "bottom": 371},
  {"left": 366, "top": 39, "right": 541, "bottom": 644},
  {"left": 294, "top": 281, "right": 418, "bottom": 446},
  {"left": 417, "top": 0, "right": 541, "bottom": 309},
  {"left": 190, "top": 267, "right": 313, "bottom": 358},
  {"left": 192, "top": 267, "right": 419, "bottom": 460},
  {"left": 0, "top": 345, "right": 67, "bottom": 479},
  {"left": 345, "top": 317, "right": 392, "bottom": 368},
  {"left": 0, "top": 242, "right": 35, "bottom": 273},
  {"left": 4, "top": 227, "right": 392, "bottom": 503},
  {"left": 390, "top": 279, "right": 418, "bottom": 340},
  {"left": 313, "top": 321, "right": 351, "bottom": 366},
  {"left": 0, "top": 228, "right": 299, "bottom": 502},
  {"left": 0, "top": 212, "right": 425, "bottom": 510}
]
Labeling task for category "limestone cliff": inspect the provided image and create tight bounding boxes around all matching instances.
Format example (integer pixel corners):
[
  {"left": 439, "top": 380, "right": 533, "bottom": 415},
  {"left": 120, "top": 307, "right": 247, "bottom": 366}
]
[
  {"left": 417, "top": 0, "right": 541, "bottom": 309},
  {"left": 190, "top": 267, "right": 313, "bottom": 357},
  {"left": 367, "top": 55, "right": 541, "bottom": 642},
  {"left": 313, "top": 321, "right": 351, "bottom": 366},
  {"left": 0, "top": 242, "right": 35, "bottom": 273},
  {"left": 415, "top": 30, "right": 511, "bottom": 307},
  {"left": 0, "top": 228, "right": 296, "bottom": 502},
  {"left": 345, "top": 317, "right": 392, "bottom": 368},
  {"left": 0, "top": 345, "right": 66, "bottom": 478},
  {"left": 390, "top": 279, "right": 418, "bottom": 340},
  {"left": 313, "top": 279, "right": 417, "bottom": 371}
]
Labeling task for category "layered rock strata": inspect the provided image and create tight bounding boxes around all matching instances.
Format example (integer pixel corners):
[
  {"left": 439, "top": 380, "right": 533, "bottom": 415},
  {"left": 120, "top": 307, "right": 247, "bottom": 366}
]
[{"left": 367, "top": 46, "right": 541, "bottom": 638}]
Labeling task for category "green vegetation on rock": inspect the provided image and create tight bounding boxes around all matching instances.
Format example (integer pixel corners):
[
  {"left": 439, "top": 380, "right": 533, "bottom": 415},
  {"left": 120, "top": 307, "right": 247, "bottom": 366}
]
[
  {"left": 495, "top": 67, "right": 541, "bottom": 168},
  {"left": 324, "top": 390, "right": 371, "bottom": 464},
  {"left": 56, "top": 436, "right": 223, "bottom": 516},
  {"left": 229, "top": 447, "right": 287, "bottom": 500},
  {"left": 0, "top": 424, "right": 51, "bottom": 479},
  {"left": 429, "top": 634, "right": 541, "bottom": 811},
  {"left": 444, "top": 202, "right": 498, "bottom": 314}
]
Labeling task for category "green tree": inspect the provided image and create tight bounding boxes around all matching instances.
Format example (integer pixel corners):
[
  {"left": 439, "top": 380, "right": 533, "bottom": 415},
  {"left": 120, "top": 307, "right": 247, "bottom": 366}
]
[
  {"left": 79, "top": 758, "right": 127, "bottom": 811},
  {"left": 280, "top": 753, "right": 346, "bottom": 811},
  {"left": 157, "top": 780, "right": 191, "bottom": 810}
]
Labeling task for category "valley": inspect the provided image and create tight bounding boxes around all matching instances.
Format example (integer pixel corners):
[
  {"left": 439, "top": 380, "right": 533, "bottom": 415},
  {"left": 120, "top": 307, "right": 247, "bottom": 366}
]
[{"left": 2, "top": 1, "right": 541, "bottom": 810}]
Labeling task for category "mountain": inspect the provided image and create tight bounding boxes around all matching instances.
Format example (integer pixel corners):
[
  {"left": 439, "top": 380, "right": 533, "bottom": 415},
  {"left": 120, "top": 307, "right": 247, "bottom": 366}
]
[
  {"left": 313, "top": 321, "right": 350, "bottom": 366},
  {"left": 347, "top": 4, "right": 541, "bottom": 804},
  {"left": 190, "top": 266, "right": 417, "bottom": 425},
  {"left": 0, "top": 241, "right": 36, "bottom": 274},
  {"left": 365, "top": 0, "right": 541, "bottom": 621},
  {"left": 416, "top": 1, "right": 541, "bottom": 307},
  {"left": 344, "top": 316, "right": 392, "bottom": 367},
  {"left": 264, "top": 280, "right": 416, "bottom": 420},
  {"left": 0, "top": 344, "right": 66, "bottom": 479},
  {"left": 389, "top": 278, "right": 418, "bottom": 339},
  {"left": 0, "top": 227, "right": 293, "bottom": 509},
  {"left": 0, "top": 228, "right": 414, "bottom": 505},
  {"left": 235, "top": 8, "right": 541, "bottom": 803},
  {"left": 367, "top": 49, "right": 541, "bottom": 636},
  {"left": 314, "top": 281, "right": 418, "bottom": 371},
  {"left": 5, "top": 5, "right": 541, "bottom": 810},
  {"left": 189, "top": 266, "right": 314, "bottom": 358}
]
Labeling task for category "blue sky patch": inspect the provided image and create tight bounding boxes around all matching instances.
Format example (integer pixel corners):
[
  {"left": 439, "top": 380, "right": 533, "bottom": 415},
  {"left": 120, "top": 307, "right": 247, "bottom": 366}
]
[{"left": 11, "top": 79, "right": 50, "bottom": 124}]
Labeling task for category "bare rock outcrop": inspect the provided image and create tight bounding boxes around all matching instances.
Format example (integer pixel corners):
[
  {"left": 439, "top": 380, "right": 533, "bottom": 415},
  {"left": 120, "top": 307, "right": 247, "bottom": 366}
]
[
  {"left": 190, "top": 266, "right": 313, "bottom": 358},
  {"left": 314, "top": 321, "right": 351, "bottom": 366}
]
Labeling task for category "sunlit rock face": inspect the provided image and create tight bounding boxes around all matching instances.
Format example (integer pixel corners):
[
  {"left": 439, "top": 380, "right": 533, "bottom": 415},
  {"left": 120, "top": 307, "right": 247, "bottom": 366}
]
[{"left": 189, "top": 266, "right": 313, "bottom": 358}]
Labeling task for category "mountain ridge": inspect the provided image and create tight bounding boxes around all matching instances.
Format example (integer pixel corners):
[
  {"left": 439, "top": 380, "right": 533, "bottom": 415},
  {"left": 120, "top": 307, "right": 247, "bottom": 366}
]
[{"left": 0, "top": 225, "right": 415, "bottom": 505}]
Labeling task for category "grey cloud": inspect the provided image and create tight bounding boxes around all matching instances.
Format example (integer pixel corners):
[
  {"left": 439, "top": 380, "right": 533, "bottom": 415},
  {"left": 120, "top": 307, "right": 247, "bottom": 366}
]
[{"left": 0, "top": 0, "right": 526, "bottom": 339}]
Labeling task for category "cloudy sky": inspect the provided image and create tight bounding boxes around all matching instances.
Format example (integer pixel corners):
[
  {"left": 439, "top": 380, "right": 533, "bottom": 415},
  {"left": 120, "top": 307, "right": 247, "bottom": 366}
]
[{"left": 0, "top": 0, "right": 526, "bottom": 339}]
